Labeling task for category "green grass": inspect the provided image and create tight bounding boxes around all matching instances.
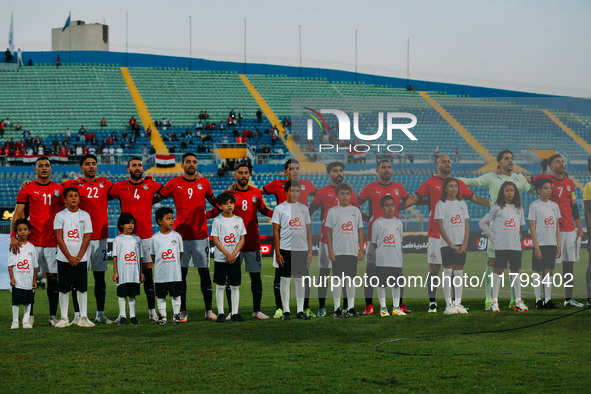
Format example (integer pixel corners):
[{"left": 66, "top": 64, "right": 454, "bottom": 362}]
[{"left": 2, "top": 251, "right": 591, "bottom": 392}]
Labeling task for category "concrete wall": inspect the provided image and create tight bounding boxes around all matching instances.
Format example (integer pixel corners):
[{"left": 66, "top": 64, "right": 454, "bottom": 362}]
[{"left": 51, "top": 23, "right": 108, "bottom": 52}]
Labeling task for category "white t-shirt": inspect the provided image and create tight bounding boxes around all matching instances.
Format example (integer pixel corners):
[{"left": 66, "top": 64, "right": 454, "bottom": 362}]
[
  {"left": 150, "top": 231, "right": 184, "bottom": 283},
  {"left": 371, "top": 217, "right": 403, "bottom": 267},
  {"left": 325, "top": 205, "right": 364, "bottom": 257},
  {"left": 53, "top": 208, "right": 93, "bottom": 262},
  {"left": 8, "top": 242, "right": 38, "bottom": 290},
  {"left": 113, "top": 234, "right": 142, "bottom": 285},
  {"left": 271, "top": 202, "right": 311, "bottom": 252},
  {"left": 211, "top": 215, "right": 247, "bottom": 263},
  {"left": 528, "top": 199, "right": 561, "bottom": 246},
  {"left": 479, "top": 204, "right": 525, "bottom": 251},
  {"left": 434, "top": 200, "right": 469, "bottom": 246}
]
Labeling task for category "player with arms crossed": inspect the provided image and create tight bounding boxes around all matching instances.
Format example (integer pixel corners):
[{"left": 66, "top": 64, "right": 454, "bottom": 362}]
[
  {"left": 155, "top": 152, "right": 218, "bottom": 322},
  {"left": 358, "top": 159, "right": 410, "bottom": 315},
  {"left": 528, "top": 178, "right": 561, "bottom": 309},
  {"left": 110, "top": 157, "right": 163, "bottom": 322},
  {"left": 12, "top": 157, "right": 63, "bottom": 326},
  {"left": 272, "top": 181, "right": 313, "bottom": 320},
  {"left": 530, "top": 154, "right": 584, "bottom": 307},
  {"left": 400, "top": 154, "right": 488, "bottom": 312},
  {"left": 260, "top": 159, "right": 316, "bottom": 318},
  {"left": 309, "top": 161, "right": 360, "bottom": 317},
  {"left": 62, "top": 154, "right": 114, "bottom": 324},
  {"left": 458, "top": 150, "right": 533, "bottom": 310}
]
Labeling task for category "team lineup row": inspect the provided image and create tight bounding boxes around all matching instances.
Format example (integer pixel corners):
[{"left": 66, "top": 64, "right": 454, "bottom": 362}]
[{"left": 8, "top": 150, "right": 591, "bottom": 328}]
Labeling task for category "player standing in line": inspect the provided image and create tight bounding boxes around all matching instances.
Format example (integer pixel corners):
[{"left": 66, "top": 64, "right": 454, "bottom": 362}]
[
  {"left": 155, "top": 152, "right": 218, "bottom": 322},
  {"left": 62, "top": 154, "right": 114, "bottom": 324},
  {"left": 583, "top": 177, "right": 591, "bottom": 306},
  {"left": 53, "top": 187, "right": 95, "bottom": 327},
  {"left": 220, "top": 163, "right": 274, "bottom": 319},
  {"left": 110, "top": 157, "right": 163, "bottom": 322},
  {"left": 272, "top": 181, "right": 313, "bottom": 320},
  {"left": 260, "top": 159, "right": 316, "bottom": 318},
  {"left": 358, "top": 159, "right": 410, "bottom": 315},
  {"left": 479, "top": 182, "right": 528, "bottom": 312},
  {"left": 309, "top": 162, "right": 361, "bottom": 317},
  {"left": 528, "top": 178, "right": 561, "bottom": 310},
  {"left": 530, "top": 154, "right": 585, "bottom": 307},
  {"left": 211, "top": 193, "right": 247, "bottom": 322},
  {"left": 434, "top": 178, "right": 470, "bottom": 315},
  {"left": 8, "top": 218, "right": 37, "bottom": 329},
  {"left": 371, "top": 195, "right": 405, "bottom": 317},
  {"left": 12, "top": 157, "right": 64, "bottom": 326},
  {"left": 400, "top": 155, "right": 488, "bottom": 313},
  {"left": 326, "top": 183, "right": 364, "bottom": 318},
  {"left": 150, "top": 207, "right": 184, "bottom": 325},
  {"left": 112, "top": 213, "right": 144, "bottom": 324},
  {"left": 457, "top": 150, "right": 533, "bottom": 310}
]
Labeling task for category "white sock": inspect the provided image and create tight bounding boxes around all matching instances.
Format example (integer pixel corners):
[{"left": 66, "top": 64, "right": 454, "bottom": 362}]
[
  {"left": 231, "top": 286, "right": 240, "bottom": 315},
  {"left": 149, "top": 308, "right": 156, "bottom": 317},
  {"left": 294, "top": 278, "right": 304, "bottom": 313},
  {"left": 346, "top": 281, "right": 355, "bottom": 311},
  {"left": 172, "top": 296, "right": 181, "bottom": 315},
  {"left": 280, "top": 277, "right": 291, "bottom": 313},
  {"left": 96, "top": 310, "right": 104, "bottom": 318},
  {"left": 157, "top": 298, "right": 167, "bottom": 317},
  {"left": 129, "top": 297, "right": 136, "bottom": 318},
  {"left": 533, "top": 274, "right": 542, "bottom": 302},
  {"left": 443, "top": 268, "right": 453, "bottom": 306},
  {"left": 12, "top": 305, "right": 19, "bottom": 323},
  {"left": 333, "top": 281, "right": 342, "bottom": 311},
  {"left": 492, "top": 273, "right": 501, "bottom": 302},
  {"left": 59, "top": 292, "right": 69, "bottom": 319},
  {"left": 544, "top": 281, "right": 552, "bottom": 303},
  {"left": 23, "top": 304, "right": 31, "bottom": 323},
  {"left": 74, "top": 311, "right": 80, "bottom": 318},
  {"left": 392, "top": 287, "right": 400, "bottom": 309},
  {"left": 77, "top": 291, "right": 88, "bottom": 318},
  {"left": 216, "top": 285, "right": 225, "bottom": 315},
  {"left": 513, "top": 273, "right": 521, "bottom": 301},
  {"left": 118, "top": 297, "right": 127, "bottom": 318},
  {"left": 453, "top": 269, "right": 464, "bottom": 305},
  {"left": 377, "top": 287, "right": 386, "bottom": 309},
  {"left": 485, "top": 266, "right": 493, "bottom": 300}
]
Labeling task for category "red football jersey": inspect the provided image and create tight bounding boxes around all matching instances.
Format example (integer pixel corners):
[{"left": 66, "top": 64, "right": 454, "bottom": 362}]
[
  {"left": 415, "top": 175, "right": 474, "bottom": 239},
  {"left": 16, "top": 181, "right": 64, "bottom": 247},
  {"left": 533, "top": 174, "right": 576, "bottom": 232},
  {"left": 263, "top": 179, "right": 317, "bottom": 205},
  {"left": 62, "top": 177, "right": 113, "bottom": 240},
  {"left": 228, "top": 186, "right": 273, "bottom": 252},
  {"left": 309, "top": 184, "right": 360, "bottom": 243},
  {"left": 109, "top": 179, "right": 162, "bottom": 239},
  {"left": 159, "top": 176, "right": 214, "bottom": 240},
  {"left": 359, "top": 180, "right": 409, "bottom": 239}
]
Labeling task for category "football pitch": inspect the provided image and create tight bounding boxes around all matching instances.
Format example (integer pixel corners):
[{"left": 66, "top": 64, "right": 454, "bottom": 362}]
[{"left": 2, "top": 251, "right": 591, "bottom": 392}]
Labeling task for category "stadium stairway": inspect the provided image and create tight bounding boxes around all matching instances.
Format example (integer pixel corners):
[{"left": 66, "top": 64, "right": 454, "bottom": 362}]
[
  {"left": 239, "top": 74, "right": 326, "bottom": 173},
  {"left": 121, "top": 67, "right": 183, "bottom": 174},
  {"left": 543, "top": 109, "right": 591, "bottom": 154}
]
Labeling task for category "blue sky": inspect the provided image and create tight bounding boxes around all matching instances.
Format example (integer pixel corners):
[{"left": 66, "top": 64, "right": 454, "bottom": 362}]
[{"left": 5, "top": 0, "right": 591, "bottom": 97}]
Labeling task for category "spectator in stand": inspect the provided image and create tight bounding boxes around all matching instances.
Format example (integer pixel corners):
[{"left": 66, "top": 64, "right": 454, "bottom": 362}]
[
  {"left": 197, "top": 143, "right": 205, "bottom": 153},
  {"left": 169, "top": 145, "right": 177, "bottom": 154},
  {"left": 199, "top": 111, "right": 204, "bottom": 120},
  {"left": 238, "top": 110, "right": 243, "bottom": 125},
  {"left": 232, "top": 128, "right": 239, "bottom": 138},
  {"left": 221, "top": 134, "right": 228, "bottom": 144},
  {"left": 75, "top": 145, "right": 83, "bottom": 158},
  {"left": 26, "top": 146, "right": 34, "bottom": 156},
  {"left": 219, "top": 121, "right": 224, "bottom": 131},
  {"left": 195, "top": 121, "right": 203, "bottom": 131},
  {"left": 82, "top": 146, "right": 89, "bottom": 155},
  {"left": 149, "top": 145, "right": 156, "bottom": 155},
  {"left": 122, "top": 130, "right": 128, "bottom": 140},
  {"left": 171, "top": 131, "right": 178, "bottom": 142},
  {"left": 15, "top": 122, "right": 22, "bottom": 131},
  {"left": 59, "top": 145, "right": 69, "bottom": 157},
  {"left": 56, "top": 54, "right": 60, "bottom": 68},
  {"left": 100, "top": 117, "right": 107, "bottom": 127},
  {"left": 271, "top": 133, "right": 278, "bottom": 146},
  {"left": 164, "top": 118, "right": 171, "bottom": 127},
  {"left": 455, "top": 148, "right": 460, "bottom": 163},
  {"left": 227, "top": 116, "right": 233, "bottom": 127},
  {"left": 408, "top": 151, "right": 414, "bottom": 164},
  {"left": 204, "top": 133, "right": 213, "bottom": 142},
  {"left": 142, "top": 145, "right": 148, "bottom": 159},
  {"left": 91, "top": 132, "right": 97, "bottom": 146},
  {"left": 89, "top": 146, "right": 96, "bottom": 155},
  {"left": 5, "top": 48, "right": 13, "bottom": 63},
  {"left": 229, "top": 109, "right": 236, "bottom": 120},
  {"left": 129, "top": 116, "right": 139, "bottom": 131},
  {"left": 34, "top": 136, "right": 41, "bottom": 147},
  {"left": 203, "top": 111, "right": 209, "bottom": 120},
  {"left": 154, "top": 118, "right": 162, "bottom": 128},
  {"left": 107, "top": 135, "right": 114, "bottom": 146},
  {"left": 180, "top": 140, "right": 187, "bottom": 150},
  {"left": 52, "top": 138, "right": 60, "bottom": 151},
  {"left": 64, "top": 127, "right": 71, "bottom": 138},
  {"left": 85, "top": 131, "right": 92, "bottom": 145},
  {"left": 256, "top": 108, "right": 262, "bottom": 123},
  {"left": 237, "top": 136, "right": 243, "bottom": 144},
  {"left": 0, "top": 120, "right": 6, "bottom": 139},
  {"left": 147, "top": 126, "right": 152, "bottom": 139},
  {"left": 263, "top": 144, "right": 271, "bottom": 154},
  {"left": 78, "top": 126, "right": 86, "bottom": 142},
  {"left": 36, "top": 145, "right": 44, "bottom": 155},
  {"left": 116, "top": 144, "right": 124, "bottom": 156}
]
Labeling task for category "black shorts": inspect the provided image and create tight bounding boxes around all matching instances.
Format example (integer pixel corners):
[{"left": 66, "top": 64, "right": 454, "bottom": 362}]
[
  {"left": 12, "top": 287, "right": 34, "bottom": 306},
  {"left": 494, "top": 250, "right": 521, "bottom": 270},
  {"left": 155, "top": 281, "right": 182, "bottom": 298},
  {"left": 332, "top": 255, "right": 358, "bottom": 278},
  {"left": 277, "top": 249, "right": 308, "bottom": 277},
  {"left": 213, "top": 261, "right": 242, "bottom": 287},
  {"left": 532, "top": 245, "right": 557, "bottom": 272},
  {"left": 374, "top": 267, "right": 402, "bottom": 288},
  {"left": 58, "top": 260, "right": 88, "bottom": 293},
  {"left": 441, "top": 246, "right": 467, "bottom": 267},
  {"left": 117, "top": 282, "right": 141, "bottom": 298}
]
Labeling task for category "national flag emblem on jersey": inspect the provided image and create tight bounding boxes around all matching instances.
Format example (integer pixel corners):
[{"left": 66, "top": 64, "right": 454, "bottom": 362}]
[
  {"left": 54, "top": 189, "right": 60, "bottom": 196},
  {"left": 143, "top": 185, "right": 149, "bottom": 190},
  {"left": 252, "top": 196, "right": 257, "bottom": 203},
  {"left": 567, "top": 186, "right": 571, "bottom": 192},
  {"left": 99, "top": 182, "right": 104, "bottom": 188},
  {"left": 197, "top": 184, "right": 203, "bottom": 190},
  {"left": 394, "top": 189, "right": 399, "bottom": 195},
  {"left": 301, "top": 185, "right": 306, "bottom": 190},
  {"left": 171, "top": 239, "right": 177, "bottom": 245}
]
